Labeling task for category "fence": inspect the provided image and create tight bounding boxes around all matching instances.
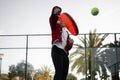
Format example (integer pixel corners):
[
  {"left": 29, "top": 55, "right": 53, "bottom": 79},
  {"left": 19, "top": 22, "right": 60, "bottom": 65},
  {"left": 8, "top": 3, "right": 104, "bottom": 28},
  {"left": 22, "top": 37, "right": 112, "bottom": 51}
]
[{"left": 0, "top": 33, "right": 120, "bottom": 80}]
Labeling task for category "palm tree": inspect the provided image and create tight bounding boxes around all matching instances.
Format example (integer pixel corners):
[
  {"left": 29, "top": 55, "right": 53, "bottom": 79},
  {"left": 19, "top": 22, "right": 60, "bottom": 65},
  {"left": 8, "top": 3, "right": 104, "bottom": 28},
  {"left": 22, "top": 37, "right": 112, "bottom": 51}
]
[
  {"left": 67, "top": 73, "right": 77, "bottom": 80},
  {"left": 69, "top": 29, "right": 109, "bottom": 80},
  {"left": 33, "top": 65, "right": 53, "bottom": 80}
]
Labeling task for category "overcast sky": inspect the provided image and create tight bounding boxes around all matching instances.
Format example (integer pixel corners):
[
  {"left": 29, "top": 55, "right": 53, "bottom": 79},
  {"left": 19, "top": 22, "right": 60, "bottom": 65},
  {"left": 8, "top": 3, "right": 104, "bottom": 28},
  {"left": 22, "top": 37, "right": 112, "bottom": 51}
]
[
  {"left": 0, "top": 0, "right": 120, "bottom": 79},
  {"left": 0, "top": 0, "right": 120, "bottom": 35}
]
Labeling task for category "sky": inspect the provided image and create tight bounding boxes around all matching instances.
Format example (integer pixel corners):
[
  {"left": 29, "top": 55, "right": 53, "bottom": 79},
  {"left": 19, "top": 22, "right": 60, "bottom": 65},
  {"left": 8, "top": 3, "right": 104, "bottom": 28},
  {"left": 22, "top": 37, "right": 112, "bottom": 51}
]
[
  {"left": 0, "top": 0, "right": 120, "bottom": 79},
  {"left": 0, "top": 0, "right": 120, "bottom": 35}
]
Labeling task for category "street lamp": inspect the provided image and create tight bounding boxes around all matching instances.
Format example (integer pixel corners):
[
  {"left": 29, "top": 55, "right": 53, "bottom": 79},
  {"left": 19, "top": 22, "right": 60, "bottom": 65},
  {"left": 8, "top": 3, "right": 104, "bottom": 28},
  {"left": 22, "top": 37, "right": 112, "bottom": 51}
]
[{"left": 0, "top": 53, "right": 4, "bottom": 80}]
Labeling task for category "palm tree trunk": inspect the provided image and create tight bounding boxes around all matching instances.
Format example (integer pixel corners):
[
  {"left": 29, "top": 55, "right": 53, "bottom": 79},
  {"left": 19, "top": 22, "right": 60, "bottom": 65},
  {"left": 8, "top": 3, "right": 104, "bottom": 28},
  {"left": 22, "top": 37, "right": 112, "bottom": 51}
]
[{"left": 90, "top": 49, "right": 95, "bottom": 80}]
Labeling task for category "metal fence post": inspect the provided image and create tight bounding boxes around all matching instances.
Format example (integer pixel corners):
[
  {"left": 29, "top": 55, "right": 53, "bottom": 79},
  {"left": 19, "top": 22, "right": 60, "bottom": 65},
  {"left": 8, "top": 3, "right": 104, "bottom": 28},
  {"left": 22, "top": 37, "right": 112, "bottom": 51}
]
[
  {"left": 114, "top": 33, "right": 119, "bottom": 79},
  {"left": 25, "top": 35, "right": 28, "bottom": 80},
  {"left": 84, "top": 34, "right": 87, "bottom": 80}
]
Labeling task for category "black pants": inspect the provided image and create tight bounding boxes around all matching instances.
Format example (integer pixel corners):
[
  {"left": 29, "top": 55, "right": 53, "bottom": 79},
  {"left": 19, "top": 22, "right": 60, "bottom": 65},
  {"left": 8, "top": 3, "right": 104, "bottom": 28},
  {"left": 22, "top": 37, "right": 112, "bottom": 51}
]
[{"left": 51, "top": 45, "right": 69, "bottom": 80}]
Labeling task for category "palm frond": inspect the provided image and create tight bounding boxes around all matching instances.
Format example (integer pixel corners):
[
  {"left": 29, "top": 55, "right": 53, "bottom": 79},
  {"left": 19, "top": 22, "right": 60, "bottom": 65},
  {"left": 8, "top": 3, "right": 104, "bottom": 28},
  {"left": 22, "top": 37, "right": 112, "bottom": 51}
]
[
  {"left": 69, "top": 29, "right": 109, "bottom": 78},
  {"left": 71, "top": 56, "right": 84, "bottom": 71}
]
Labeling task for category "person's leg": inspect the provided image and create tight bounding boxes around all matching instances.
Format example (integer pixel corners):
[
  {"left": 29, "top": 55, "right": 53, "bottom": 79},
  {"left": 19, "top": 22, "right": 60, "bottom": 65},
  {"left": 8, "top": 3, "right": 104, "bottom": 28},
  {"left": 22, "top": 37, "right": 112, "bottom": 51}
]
[
  {"left": 51, "top": 46, "right": 64, "bottom": 80},
  {"left": 62, "top": 53, "right": 69, "bottom": 80}
]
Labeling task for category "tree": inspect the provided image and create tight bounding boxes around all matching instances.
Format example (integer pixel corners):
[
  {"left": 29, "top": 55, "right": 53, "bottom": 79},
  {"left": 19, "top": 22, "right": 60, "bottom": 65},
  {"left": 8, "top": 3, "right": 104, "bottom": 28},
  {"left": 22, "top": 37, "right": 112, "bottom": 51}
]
[
  {"left": 67, "top": 73, "right": 77, "bottom": 80},
  {"left": 8, "top": 65, "right": 17, "bottom": 79},
  {"left": 9, "top": 60, "right": 34, "bottom": 80},
  {"left": 69, "top": 29, "right": 109, "bottom": 80},
  {"left": 33, "top": 65, "right": 53, "bottom": 80}
]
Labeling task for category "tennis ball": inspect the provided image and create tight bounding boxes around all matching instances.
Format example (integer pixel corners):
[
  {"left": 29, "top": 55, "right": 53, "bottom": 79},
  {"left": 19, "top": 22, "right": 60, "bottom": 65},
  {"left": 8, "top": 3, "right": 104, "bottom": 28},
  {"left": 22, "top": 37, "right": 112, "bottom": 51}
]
[{"left": 91, "top": 7, "right": 99, "bottom": 16}]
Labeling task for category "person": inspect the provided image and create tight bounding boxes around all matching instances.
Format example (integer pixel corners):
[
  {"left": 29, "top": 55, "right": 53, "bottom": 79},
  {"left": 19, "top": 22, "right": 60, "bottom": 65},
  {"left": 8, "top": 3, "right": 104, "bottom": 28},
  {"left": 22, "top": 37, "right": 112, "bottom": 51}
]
[{"left": 49, "top": 6, "right": 74, "bottom": 80}]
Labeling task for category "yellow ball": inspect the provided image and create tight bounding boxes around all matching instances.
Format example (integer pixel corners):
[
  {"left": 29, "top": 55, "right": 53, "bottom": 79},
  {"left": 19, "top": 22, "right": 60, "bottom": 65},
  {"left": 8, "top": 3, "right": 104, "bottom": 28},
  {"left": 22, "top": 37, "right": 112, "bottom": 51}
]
[{"left": 91, "top": 7, "right": 99, "bottom": 16}]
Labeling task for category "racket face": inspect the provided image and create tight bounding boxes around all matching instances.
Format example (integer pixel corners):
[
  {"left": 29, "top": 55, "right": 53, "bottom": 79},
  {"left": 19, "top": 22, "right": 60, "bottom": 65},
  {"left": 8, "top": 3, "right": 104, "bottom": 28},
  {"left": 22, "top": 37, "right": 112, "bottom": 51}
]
[{"left": 59, "top": 13, "right": 79, "bottom": 36}]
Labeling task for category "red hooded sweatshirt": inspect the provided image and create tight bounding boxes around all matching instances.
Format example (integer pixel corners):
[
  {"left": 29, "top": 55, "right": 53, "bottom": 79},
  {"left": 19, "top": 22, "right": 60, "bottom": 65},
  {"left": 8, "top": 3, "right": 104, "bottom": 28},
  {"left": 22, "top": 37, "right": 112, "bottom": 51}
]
[{"left": 49, "top": 6, "right": 72, "bottom": 55}]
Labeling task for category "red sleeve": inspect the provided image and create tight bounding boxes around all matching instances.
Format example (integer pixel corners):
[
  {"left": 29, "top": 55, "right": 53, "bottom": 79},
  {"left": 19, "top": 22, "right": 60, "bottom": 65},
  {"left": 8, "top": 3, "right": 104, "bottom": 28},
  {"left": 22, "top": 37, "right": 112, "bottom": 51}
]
[{"left": 49, "top": 15, "right": 59, "bottom": 31}]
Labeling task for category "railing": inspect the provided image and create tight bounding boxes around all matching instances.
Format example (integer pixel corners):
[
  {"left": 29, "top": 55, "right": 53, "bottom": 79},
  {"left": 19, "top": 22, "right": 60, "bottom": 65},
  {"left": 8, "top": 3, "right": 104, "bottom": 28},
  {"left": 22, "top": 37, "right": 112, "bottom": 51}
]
[{"left": 0, "top": 33, "right": 120, "bottom": 80}]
